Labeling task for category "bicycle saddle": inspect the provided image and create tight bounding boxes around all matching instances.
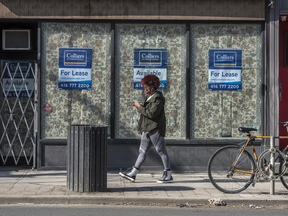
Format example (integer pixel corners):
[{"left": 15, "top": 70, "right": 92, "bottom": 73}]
[{"left": 238, "top": 127, "right": 257, "bottom": 133}]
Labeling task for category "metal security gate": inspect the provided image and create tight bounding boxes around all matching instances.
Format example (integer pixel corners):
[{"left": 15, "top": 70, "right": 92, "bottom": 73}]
[{"left": 0, "top": 61, "right": 37, "bottom": 167}]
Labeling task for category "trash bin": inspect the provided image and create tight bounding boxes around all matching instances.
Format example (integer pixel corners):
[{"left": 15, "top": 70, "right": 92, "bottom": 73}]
[{"left": 67, "top": 125, "right": 108, "bottom": 192}]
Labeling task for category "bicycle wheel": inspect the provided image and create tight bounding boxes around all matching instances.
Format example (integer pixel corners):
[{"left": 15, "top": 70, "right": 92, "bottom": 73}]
[
  {"left": 280, "top": 158, "right": 288, "bottom": 190},
  {"left": 208, "top": 145, "right": 256, "bottom": 193},
  {"left": 258, "top": 149, "right": 287, "bottom": 180}
]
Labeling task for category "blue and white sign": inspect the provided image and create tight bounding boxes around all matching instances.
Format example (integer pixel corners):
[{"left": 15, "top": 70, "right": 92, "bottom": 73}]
[
  {"left": 58, "top": 48, "right": 92, "bottom": 90},
  {"left": 208, "top": 49, "right": 242, "bottom": 91},
  {"left": 2, "top": 60, "right": 34, "bottom": 98},
  {"left": 134, "top": 49, "right": 167, "bottom": 90}
]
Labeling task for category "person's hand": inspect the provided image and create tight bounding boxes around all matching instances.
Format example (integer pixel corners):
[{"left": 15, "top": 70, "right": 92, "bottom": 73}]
[
  {"left": 130, "top": 102, "right": 140, "bottom": 109},
  {"left": 134, "top": 102, "right": 140, "bottom": 109}
]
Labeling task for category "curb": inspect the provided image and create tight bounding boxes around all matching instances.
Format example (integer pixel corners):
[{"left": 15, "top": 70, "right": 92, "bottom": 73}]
[{"left": 1, "top": 196, "right": 288, "bottom": 206}]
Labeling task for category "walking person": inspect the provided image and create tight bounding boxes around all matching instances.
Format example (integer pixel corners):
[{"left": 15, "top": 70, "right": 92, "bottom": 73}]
[{"left": 119, "top": 74, "right": 173, "bottom": 183}]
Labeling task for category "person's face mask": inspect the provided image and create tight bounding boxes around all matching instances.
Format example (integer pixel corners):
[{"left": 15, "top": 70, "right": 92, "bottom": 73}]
[{"left": 144, "top": 85, "right": 152, "bottom": 95}]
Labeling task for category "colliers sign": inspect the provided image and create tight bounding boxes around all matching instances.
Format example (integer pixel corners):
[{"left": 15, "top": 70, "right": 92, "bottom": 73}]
[
  {"left": 208, "top": 49, "right": 242, "bottom": 91},
  {"left": 58, "top": 48, "right": 92, "bottom": 90},
  {"left": 134, "top": 48, "right": 167, "bottom": 90}
]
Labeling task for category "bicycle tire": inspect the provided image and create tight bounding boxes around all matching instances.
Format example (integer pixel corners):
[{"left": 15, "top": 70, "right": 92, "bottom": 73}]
[
  {"left": 280, "top": 159, "right": 288, "bottom": 190},
  {"left": 207, "top": 145, "right": 256, "bottom": 194},
  {"left": 258, "top": 149, "right": 287, "bottom": 180}
]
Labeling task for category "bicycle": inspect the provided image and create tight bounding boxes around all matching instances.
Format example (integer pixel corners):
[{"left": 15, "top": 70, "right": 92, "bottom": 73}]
[{"left": 207, "top": 122, "right": 288, "bottom": 193}]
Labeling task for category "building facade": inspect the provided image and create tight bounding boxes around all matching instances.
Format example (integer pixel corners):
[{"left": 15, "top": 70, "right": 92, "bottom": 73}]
[{"left": 0, "top": 0, "right": 284, "bottom": 171}]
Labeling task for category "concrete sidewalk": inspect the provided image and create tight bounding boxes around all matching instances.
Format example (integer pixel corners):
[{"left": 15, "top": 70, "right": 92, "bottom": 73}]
[{"left": 0, "top": 167, "right": 288, "bottom": 205}]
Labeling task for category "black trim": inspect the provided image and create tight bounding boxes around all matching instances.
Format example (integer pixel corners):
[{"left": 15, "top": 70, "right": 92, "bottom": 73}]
[
  {"left": 185, "top": 23, "right": 190, "bottom": 140},
  {"left": 37, "top": 21, "right": 42, "bottom": 169},
  {"left": 110, "top": 23, "right": 115, "bottom": 139},
  {"left": 40, "top": 139, "right": 67, "bottom": 145},
  {"left": 0, "top": 157, "right": 33, "bottom": 166},
  {"left": 35, "top": 21, "right": 41, "bottom": 169},
  {"left": 261, "top": 22, "right": 266, "bottom": 143},
  {"left": 0, "top": 21, "right": 38, "bottom": 60},
  {"left": 0, "top": 18, "right": 265, "bottom": 24},
  {"left": 37, "top": 166, "right": 66, "bottom": 171},
  {"left": 38, "top": 138, "right": 262, "bottom": 146}
]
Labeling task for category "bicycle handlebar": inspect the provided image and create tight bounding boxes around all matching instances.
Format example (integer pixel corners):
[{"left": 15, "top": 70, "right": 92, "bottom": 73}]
[{"left": 279, "top": 122, "right": 288, "bottom": 124}]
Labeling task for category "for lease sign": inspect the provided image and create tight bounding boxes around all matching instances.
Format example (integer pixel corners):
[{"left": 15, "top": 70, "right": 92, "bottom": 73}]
[
  {"left": 208, "top": 49, "right": 242, "bottom": 91},
  {"left": 58, "top": 48, "right": 92, "bottom": 90}
]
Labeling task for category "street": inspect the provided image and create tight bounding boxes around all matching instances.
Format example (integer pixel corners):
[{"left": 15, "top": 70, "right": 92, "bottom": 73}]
[{"left": 0, "top": 204, "right": 288, "bottom": 216}]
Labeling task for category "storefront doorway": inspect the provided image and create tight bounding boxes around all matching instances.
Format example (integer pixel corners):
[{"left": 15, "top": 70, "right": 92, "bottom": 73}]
[
  {"left": 279, "top": 17, "right": 288, "bottom": 149},
  {"left": 0, "top": 61, "right": 36, "bottom": 166}
]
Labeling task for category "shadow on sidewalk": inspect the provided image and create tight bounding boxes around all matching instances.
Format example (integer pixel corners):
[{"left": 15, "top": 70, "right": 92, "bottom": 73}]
[
  {"left": 108, "top": 186, "right": 194, "bottom": 192},
  {"left": 174, "top": 179, "right": 210, "bottom": 183},
  {"left": 0, "top": 172, "right": 66, "bottom": 178}
]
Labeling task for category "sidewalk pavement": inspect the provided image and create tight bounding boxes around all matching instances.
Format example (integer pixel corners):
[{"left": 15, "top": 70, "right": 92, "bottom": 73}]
[{"left": 1, "top": 167, "right": 288, "bottom": 206}]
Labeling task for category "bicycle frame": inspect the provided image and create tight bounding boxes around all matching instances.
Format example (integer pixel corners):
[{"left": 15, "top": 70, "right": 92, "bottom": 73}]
[{"left": 231, "top": 135, "right": 288, "bottom": 175}]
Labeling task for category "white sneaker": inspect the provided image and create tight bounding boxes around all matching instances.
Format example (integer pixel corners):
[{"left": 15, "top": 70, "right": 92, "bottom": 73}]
[
  {"left": 119, "top": 166, "right": 139, "bottom": 182},
  {"left": 157, "top": 170, "right": 173, "bottom": 183}
]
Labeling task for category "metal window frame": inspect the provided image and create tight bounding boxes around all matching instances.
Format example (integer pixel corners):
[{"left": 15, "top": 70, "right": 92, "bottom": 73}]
[{"left": 37, "top": 21, "right": 41, "bottom": 169}]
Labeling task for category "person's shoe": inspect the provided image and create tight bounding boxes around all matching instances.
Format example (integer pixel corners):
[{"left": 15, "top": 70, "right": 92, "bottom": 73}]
[
  {"left": 157, "top": 170, "right": 173, "bottom": 183},
  {"left": 119, "top": 166, "right": 139, "bottom": 182}
]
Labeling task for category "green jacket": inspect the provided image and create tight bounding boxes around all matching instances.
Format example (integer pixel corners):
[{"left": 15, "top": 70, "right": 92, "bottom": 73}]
[{"left": 137, "top": 91, "right": 166, "bottom": 137}]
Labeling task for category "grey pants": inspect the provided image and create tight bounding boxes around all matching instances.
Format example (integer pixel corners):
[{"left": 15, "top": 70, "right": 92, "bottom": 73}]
[{"left": 134, "top": 129, "right": 171, "bottom": 170}]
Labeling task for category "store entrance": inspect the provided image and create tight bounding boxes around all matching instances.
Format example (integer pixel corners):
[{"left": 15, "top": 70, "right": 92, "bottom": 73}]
[
  {"left": 0, "top": 61, "right": 36, "bottom": 166},
  {"left": 279, "top": 18, "right": 288, "bottom": 150}
]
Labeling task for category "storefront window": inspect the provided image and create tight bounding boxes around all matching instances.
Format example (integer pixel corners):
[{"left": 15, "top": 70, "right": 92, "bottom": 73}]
[
  {"left": 115, "top": 24, "right": 186, "bottom": 139},
  {"left": 41, "top": 23, "right": 111, "bottom": 138},
  {"left": 190, "top": 24, "right": 262, "bottom": 138}
]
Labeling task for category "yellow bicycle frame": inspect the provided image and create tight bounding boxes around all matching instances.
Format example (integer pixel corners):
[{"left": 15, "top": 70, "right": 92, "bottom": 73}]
[{"left": 231, "top": 136, "right": 288, "bottom": 175}]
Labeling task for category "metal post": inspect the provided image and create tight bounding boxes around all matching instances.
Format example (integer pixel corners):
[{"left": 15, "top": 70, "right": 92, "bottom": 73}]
[
  {"left": 270, "top": 136, "right": 275, "bottom": 195},
  {"left": 37, "top": 21, "right": 41, "bottom": 170},
  {"left": 33, "top": 63, "right": 38, "bottom": 170}
]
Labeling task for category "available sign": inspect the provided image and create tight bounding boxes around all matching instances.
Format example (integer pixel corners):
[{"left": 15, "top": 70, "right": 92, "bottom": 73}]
[
  {"left": 58, "top": 48, "right": 92, "bottom": 90},
  {"left": 2, "top": 60, "right": 34, "bottom": 98},
  {"left": 134, "top": 48, "right": 167, "bottom": 90},
  {"left": 208, "top": 49, "right": 242, "bottom": 91}
]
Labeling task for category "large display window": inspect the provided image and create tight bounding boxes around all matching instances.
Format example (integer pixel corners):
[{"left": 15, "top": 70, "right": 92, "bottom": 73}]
[
  {"left": 190, "top": 24, "right": 262, "bottom": 138},
  {"left": 115, "top": 24, "right": 187, "bottom": 139},
  {"left": 40, "top": 22, "right": 263, "bottom": 141},
  {"left": 41, "top": 23, "right": 111, "bottom": 138}
]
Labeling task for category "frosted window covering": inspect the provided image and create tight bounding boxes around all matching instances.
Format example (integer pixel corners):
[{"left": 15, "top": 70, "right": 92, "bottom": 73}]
[
  {"left": 115, "top": 24, "right": 187, "bottom": 139},
  {"left": 190, "top": 24, "right": 262, "bottom": 138},
  {"left": 41, "top": 23, "right": 111, "bottom": 138}
]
